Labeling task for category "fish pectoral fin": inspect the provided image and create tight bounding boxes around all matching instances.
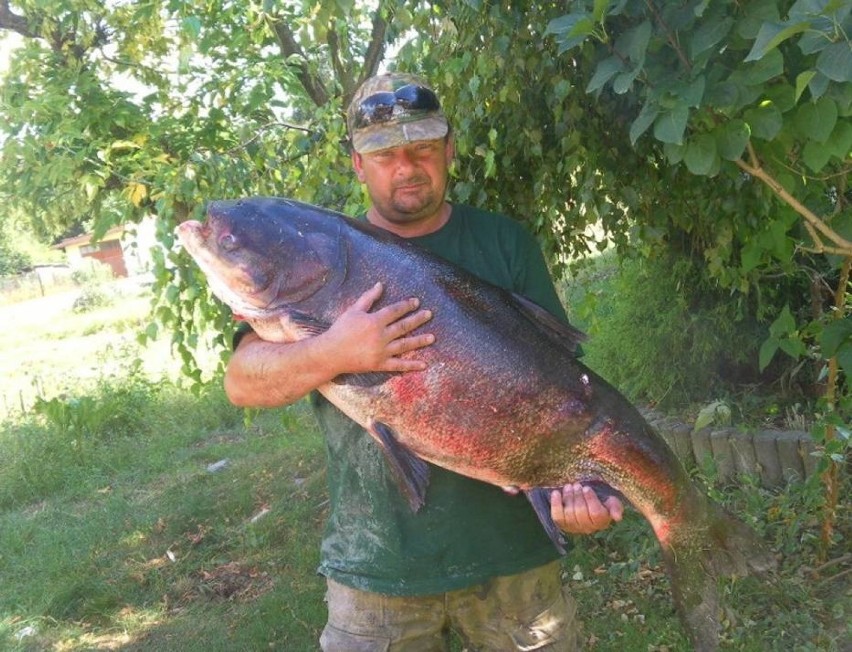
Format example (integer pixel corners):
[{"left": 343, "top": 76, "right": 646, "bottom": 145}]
[
  {"left": 288, "top": 310, "right": 332, "bottom": 336},
  {"left": 524, "top": 488, "right": 567, "bottom": 554},
  {"left": 371, "top": 421, "right": 430, "bottom": 512}
]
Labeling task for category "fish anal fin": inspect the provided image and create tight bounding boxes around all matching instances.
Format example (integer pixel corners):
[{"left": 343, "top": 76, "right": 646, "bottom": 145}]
[
  {"left": 524, "top": 488, "right": 566, "bottom": 554},
  {"left": 371, "top": 421, "right": 430, "bottom": 512}
]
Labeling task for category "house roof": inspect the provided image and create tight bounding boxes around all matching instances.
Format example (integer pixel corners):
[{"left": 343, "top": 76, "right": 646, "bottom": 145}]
[{"left": 54, "top": 225, "right": 125, "bottom": 250}]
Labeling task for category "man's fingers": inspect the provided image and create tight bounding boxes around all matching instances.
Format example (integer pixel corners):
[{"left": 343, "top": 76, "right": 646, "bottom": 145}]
[
  {"left": 386, "top": 309, "right": 433, "bottom": 339},
  {"left": 353, "top": 282, "right": 384, "bottom": 310},
  {"left": 552, "top": 484, "right": 619, "bottom": 535},
  {"left": 382, "top": 357, "right": 428, "bottom": 372},
  {"left": 386, "top": 333, "right": 435, "bottom": 356},
  {"left": 604, "top": 496, "right": 624, "bottom": 522},
  {"left": 376, "top": 298, "right": 423, "bottom": 328}
]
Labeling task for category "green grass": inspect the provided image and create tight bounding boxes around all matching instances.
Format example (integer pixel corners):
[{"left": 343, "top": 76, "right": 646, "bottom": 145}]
[
  {"left": 0, "top": 288, "right": 849, "bottom": 651},
  {"left": 1, "top": 390, "right": 329, "bottom": 651}
]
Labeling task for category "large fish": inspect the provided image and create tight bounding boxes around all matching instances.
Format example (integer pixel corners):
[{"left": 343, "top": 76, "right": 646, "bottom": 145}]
[{"left": 177, "top": 196, "right": 773, "bottom": 651}]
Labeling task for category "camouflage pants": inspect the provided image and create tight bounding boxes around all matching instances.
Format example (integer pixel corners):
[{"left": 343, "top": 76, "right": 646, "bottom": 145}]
[{"left": 319, "top": 561, "right": 581, "bottom": 652}]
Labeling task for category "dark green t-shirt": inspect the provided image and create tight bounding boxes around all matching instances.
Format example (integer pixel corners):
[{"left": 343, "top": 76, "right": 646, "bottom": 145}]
[{"left": 314, "top": 203, "right": 568, "bottom": 595}]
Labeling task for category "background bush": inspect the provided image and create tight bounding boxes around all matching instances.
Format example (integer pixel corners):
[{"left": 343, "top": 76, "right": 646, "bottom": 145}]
[{"left": 564, "top": 251, "right": 805, "bottom": 412}]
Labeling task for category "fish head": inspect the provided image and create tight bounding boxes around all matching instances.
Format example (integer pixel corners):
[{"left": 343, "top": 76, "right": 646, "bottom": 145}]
[{"left": 176, "top": 197, "right": 345, "bottom": 318}]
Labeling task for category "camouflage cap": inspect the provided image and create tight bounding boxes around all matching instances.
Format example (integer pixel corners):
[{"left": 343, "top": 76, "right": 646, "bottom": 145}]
[{"left": 347, "top": 72, "right": 449, "bottom": 154}]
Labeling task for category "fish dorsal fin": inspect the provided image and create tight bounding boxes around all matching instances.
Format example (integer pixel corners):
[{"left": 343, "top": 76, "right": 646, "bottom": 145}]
[{"left": 511, "top": 293, "right": 586, "bottom": 355}]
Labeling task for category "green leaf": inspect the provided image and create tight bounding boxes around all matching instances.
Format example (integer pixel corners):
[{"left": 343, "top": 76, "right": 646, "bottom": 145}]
[
  {"left": 586, "top": 56, "right": 624, "bottom": 94},
  {"left": 653, "top": 106, "right": 689, "bottom": 144},
  {"left": 592, "top": 0, "right": 610, "bottom": 22},
  {"left": 795, "top": 71, "right": 817, "bottom": 102},
  {"left": 679, "top": 76, "right": 707, "bottom": 108},
  {"left": 182, "top": 16, "right": 202, "bottom": 39},
  {"left": 741, "top": 49, "right": 784, "bottom": 85},
  {"left": 616, "top": 20, "right": 652, "bottom": 62},
  {"left": 770, "top": 305, "right": 796, "bottom": 337},
  {"left": 796, "top": 97, "right": 838, "bottom": 142},
  {"left": 816, "top": 41, "right": 852, "bottom": 82},
  {"left": 546, "top": 12, "right": 588, "bottom": 35},
  {"left": 837, "top": 343, "right": 852, "bottom": 378},
  {"left": 684, "top": 134, "right": 719, "bottom": 175},
  {"left": 779, "top": 338, "right": 806, "bottom": 358},
  {"left": 743, "top": 103, "right": 783, "bottom": 140},
  {"left": 744, "top": 21, "right": 809, "bottom": 62},
  {"left": 690, "top": 17, "right": 734, "bottom": 59},
  {"left": 759, "top": 337, "right": 779, "bottom": 371},
  {"left": 662, "top": 142, "right": 685, "bottom": 164},
  {"left": 546, "top": 12, "right": 596, "bottom": 51},
  {"left": 741, "top": 240, "right": 763, "bottom": 273},
  {"left": 716, "top": 120, "right": 750, "bottom": 160},
  {"left": 705, "top": 80, "right": 741, "bottom": 109},
  {"left": 612, "top": 67, "right": 642, "bottom": 94},
  {"left": 820, "top": 317, "right": 852, "bottom": 356},
  {"left": 826, "top": 120, "right": 852, "bottom": 159},
  {"left": 166, "top": 284, "right": 180, "bottom": 303},
  {"left": 802, "top": 140, "right": 833, "bottom": 172},
  {"left": 629, "top": 102, "right": 659, "bottom": 145},
  {"left": 144, "top": 322, "right": 159, "bottom": 341},
  {"left": 693, "top": 400, "right": 731, "bottom": 432},
  {"left": 808, "top": 71, "right": 831, "bottom": 100}
]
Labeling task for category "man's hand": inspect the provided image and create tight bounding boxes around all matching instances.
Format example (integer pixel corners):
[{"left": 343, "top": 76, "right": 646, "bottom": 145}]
[
  {"left": 324, "top": 282, "right": 435, "bottom": 374},
  {"left": 550, "top": 483, "right": 624, "bottom": 535}
]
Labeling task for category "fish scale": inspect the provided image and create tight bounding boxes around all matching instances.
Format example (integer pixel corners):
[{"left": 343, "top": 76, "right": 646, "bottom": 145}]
[{"left": 177, "top": 196, "right": 775, "bottom": 652}]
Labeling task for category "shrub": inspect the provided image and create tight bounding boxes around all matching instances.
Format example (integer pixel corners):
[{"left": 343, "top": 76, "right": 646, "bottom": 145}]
[
  {"left": 72, "top": 286, "right": 114, "bottom": 313},
  {"left": 566, "top": 252, "right": 772, "bottom": 410}
]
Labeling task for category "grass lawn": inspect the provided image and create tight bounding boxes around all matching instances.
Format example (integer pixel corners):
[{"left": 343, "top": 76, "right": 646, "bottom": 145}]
[{"left": 0, "top": 282, "right": 848, "bottom": 650}]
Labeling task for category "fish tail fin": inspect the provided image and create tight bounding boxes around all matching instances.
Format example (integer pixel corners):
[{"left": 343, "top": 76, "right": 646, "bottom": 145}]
[{"left": 662, "top": 496, "right": 776, "bottom": 652}]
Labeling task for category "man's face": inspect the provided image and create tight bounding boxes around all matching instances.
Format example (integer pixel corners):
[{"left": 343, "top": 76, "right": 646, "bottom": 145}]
[{"left": 352, "top": 137, "right": 454, "bottom": 228}]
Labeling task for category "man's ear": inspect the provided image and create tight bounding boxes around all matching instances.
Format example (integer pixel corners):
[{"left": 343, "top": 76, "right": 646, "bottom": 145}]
[{"left": 351, "top": 151, "right": 366, "bottom": 182}]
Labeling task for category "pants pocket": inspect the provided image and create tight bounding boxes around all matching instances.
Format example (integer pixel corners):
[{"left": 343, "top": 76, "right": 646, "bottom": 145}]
[{"left": 320, "top": 623, "right": 391, "bottom": 652}]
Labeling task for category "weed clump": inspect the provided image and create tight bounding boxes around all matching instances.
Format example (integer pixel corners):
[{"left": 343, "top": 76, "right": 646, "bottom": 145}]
[{"left": 72, "top": 286, "right": 114, "bottom": 313}]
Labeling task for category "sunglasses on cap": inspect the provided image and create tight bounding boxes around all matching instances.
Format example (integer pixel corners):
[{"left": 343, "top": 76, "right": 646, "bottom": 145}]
[{"left": 351, "top": 84, "right": 441, "bottom": 130}]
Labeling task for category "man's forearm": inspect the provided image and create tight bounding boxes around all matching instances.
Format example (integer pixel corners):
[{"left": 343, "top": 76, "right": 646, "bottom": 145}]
[{"left": 224, "top": 331, "right": 340, "bottom": 408}]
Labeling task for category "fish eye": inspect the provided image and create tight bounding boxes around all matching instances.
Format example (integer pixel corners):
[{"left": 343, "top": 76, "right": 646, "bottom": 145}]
[{"left": 219, "top": 233, "right": 239, "bottom": 252}]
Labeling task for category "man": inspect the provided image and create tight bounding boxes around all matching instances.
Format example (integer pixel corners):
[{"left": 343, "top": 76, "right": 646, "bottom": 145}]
[{"left": 225, "top": 72, "right": 623, "bottom": 651}]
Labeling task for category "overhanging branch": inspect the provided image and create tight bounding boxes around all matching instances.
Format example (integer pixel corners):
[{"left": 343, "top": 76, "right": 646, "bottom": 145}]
[{"left": 736, "top": 142, "right": 852, "bottom": 256}]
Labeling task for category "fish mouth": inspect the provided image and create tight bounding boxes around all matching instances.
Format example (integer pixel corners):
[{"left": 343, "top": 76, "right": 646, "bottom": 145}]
[{"left": 175, "top": 219, "right": 284, "bottom": 319}]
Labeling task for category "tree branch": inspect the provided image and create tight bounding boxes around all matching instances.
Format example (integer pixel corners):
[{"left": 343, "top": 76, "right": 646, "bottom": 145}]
[
  {"left": 736, "top": 142, "right": 852, "bottom": 256},
  {"left": 0, "top": 0, "right": 35, "bottom": 38},
  {"left": 644, "top": 0, "right": 691, "bottom": 73},
  {"left": 267, "top": 15, "right": 329, "bottom": 107},
  {"left": 819, "top": 254, "right": 850, "bottom": 559},
  {"left": 350, "top": 6, "right": 391, "bottom": 106},
  {"left": 327, "top": 27, "right": 350, "bottom": 98},
  {"left": 226, "top": 120, "right": 315, "bottom": 155}
]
